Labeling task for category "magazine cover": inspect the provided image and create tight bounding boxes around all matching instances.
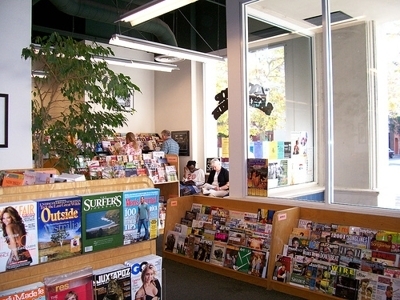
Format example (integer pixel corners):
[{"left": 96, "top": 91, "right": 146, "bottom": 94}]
[
  {"left": 124, "top": 254, "right": 163, "bottom": 300},
  {"left": 36, "top": 196, "right": 82, "bottom": 263},
  {"left": 0, "top": 282, "right": 45, "bottom": 300},
  {"left": 333, "top": 265, "right": 359, "bottom": 300},
  {"left": 247, "top": 158, "right": 268, "bottom": 196},
  {"left": 122, "top": 188, "right": 159, "bottom": 245},
  {"left": 0, "top": 201, "right": 39, "bottom": 272},
  {"left": 80, "top": 191, "right": 123, "bottom": 253},
  {"left": 248, "top": 249, "right": 268, "bottom": 278},
  {"left": 236, "top": 247, "right": 252, "bottom": 273},
  {"left": 210, "top": 241, "right": 226, "bottom": 266},
  {"left": 44, "top": 266, "right": 93, "bottom": 300},
  {"left": 93, "top": 264, "right": 131, "bottom": 300}
]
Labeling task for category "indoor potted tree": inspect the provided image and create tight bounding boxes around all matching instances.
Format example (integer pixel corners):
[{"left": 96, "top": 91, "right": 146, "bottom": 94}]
[{"left": 22, "top": 32, "right": 139, "bottom": 173}]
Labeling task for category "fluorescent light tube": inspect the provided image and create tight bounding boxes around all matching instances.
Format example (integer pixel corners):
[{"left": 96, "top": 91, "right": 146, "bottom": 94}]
[
  {"left": 119, "top": 0, "right": 198, "bottom": 26},
  {"left": 93, "top": 56, "right": 179, "bottom": 72},
  {"left": 109, "top": 34, "right": 225, "bottom": 63}
]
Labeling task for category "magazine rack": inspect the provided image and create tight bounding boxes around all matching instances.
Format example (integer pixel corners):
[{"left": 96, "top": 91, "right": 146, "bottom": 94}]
[
  {"left": 162, "top": 195, "right": 293, "bottom": 287},
  {"left": 0, "top": 176, "right": 157, "bottom": 291},
  {"left": 163, "top": 195, "right": 400, "bottom": 300}
]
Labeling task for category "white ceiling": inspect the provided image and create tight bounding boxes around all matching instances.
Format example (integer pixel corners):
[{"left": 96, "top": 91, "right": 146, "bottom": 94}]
[{"left": 249, "top": 0, "right": 400, "bottom": 30}]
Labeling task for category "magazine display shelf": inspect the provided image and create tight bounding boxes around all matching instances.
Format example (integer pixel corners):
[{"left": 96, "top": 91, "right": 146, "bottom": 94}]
[
  {"left": 163, "top": 195, "right": 400, "bottom": 300},
  {"left": 0, "top": 176, "right": 157, "bottom": 291},
  {"left": 162, "top": 195, "right": 293, "bottom": 288},
  {"left": 269, "top": 206, "right": 400, "bottom": 299}
]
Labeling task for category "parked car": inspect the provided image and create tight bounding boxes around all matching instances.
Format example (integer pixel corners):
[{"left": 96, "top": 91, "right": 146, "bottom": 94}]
[{"left": 389, "top": 148, "right": 394, "bottom": 158}]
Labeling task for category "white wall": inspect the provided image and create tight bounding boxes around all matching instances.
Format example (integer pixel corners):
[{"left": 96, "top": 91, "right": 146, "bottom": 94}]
[
  {"left": 154, "top": 60, "right": 205, "bottom": 173},
  {"left": 96, "top": 43, "right": 157, "bottom": 133},
  {"left": 0, "top": 1, "right": 32, "bottom": 169}
]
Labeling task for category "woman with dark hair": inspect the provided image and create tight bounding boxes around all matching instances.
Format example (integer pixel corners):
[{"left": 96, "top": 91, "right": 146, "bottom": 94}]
[
  {"left": 180, "top": 160, "right": 205, "bottom": 196},
  {"left": 0, "top": 206, "right": 32, "bottom": 270}
]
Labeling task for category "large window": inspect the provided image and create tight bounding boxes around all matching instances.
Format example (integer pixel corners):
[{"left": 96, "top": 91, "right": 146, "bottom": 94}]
[{"left": 218, "top": 0, "right": 400, "bottom": 210}]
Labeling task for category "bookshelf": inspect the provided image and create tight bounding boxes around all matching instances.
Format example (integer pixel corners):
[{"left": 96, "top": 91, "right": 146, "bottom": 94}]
[
  {"left": 162, "top": 194, "right": 292, "bottom": 287},
  {"left": 162, "top": 195, "right": 400, "bottom": 299},
  {"left": 0, "top": 176, "right": 157, "bottom": 291}
]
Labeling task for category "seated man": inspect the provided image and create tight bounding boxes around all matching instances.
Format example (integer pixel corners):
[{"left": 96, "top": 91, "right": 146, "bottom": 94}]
[
  {"left": 180, "top": 160, "right": 205, "bottom": 196},
  {"left": 202, "top": 158, "right": 229, "bottom": 197}
]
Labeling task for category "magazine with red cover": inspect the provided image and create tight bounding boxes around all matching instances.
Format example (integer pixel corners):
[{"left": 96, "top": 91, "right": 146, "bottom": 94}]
[{"left": 44, "top": 267, "right": 93, "bottom": 300}]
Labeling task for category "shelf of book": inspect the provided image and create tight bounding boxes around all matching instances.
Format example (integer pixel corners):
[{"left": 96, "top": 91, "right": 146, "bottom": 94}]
[
  {"left": 0, "top": 176, "right": 157, "bottom": 291},
  {"left": 163, "top": 195, "right": 400, "bottom": 300},
  {"left": 162, "top": 194, "right": 293, "bottom": 288},
  {"left": 268, "top": 206, "right": 400, "bottom": 299}
]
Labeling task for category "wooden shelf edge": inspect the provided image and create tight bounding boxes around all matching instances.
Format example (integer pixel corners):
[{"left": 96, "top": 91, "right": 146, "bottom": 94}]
[
  {"left": 270, "top": 281, "right": 338, "bottom": 299},
  {"left": 163, "top": 251, "right": 268, "bottom": 288}
]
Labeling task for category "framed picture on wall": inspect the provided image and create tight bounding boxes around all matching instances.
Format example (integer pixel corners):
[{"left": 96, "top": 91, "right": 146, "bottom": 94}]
[
  {"left": 116, "top": 93, "right": 134, "bottom": 109},
  {"left": 171, "top": 130, "right": 190, "bottom": 156},
  {"left": 0, "top": 93, "right": 8, "bottom": 148}
]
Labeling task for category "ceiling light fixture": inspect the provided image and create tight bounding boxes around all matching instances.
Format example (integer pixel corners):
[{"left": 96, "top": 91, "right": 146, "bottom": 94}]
[
  {"left": 93, "top": 56, "right": 179, "bottom": 72},
  {"left": 109, "top": 34, "right": 225, "bottom": 63},
  {"left": 118, "top": 0, "right": 198, "bottom": 26}
]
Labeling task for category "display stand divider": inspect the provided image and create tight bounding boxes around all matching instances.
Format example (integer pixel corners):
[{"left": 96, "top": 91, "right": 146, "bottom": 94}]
[{"left": 0, "top": 176, "right": 157, "bottom": 291}]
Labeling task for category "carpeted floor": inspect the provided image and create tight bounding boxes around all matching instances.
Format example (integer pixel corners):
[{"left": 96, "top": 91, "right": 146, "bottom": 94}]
[{"left": 157, "top": 235, "right": 305, "bottom": 300}]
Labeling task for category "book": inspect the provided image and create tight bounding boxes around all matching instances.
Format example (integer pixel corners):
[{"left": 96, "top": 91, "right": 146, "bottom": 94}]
[
  {"left": 164, "top": 230, "right": 180, "bottom": 253},
  {"left": 355, "top": 270, "right": 378, "bottom": 300},
  {"left": 165, "top": 165, "right": 178, "bottom": 182},
  {"left": 370, "top": 239, "right": 392, "bottom": 253},
  {"left": 338, "top": 245, "right": 362, "bottom": 269},
  {"left": 247, "top": 158, "right": 268, "bottom": 196},
  {"left": 197, "top": 238, "right": 213, "bottom": 262},
  {"left": 36, "top": 196, "right": 82, "bottom": 263},
  {"left": 0, "top": 282, "right": 45, "bottom": 299},
  {"left": 345, "top": 234, "right": 371, "bottom": 249},
  {"left": 272, "top": 255, "right": 292, "bottom": 282},
  {"left": 122, "top": 188, "right": 159, "bottom": 245},
  {"left": 210, "top": 241, "right": 227, "bottom": 266},
  {"left": 44, "top": 266, "right": 93, "bottom": 299},
  {"left": 371, "top": 249, "right": 400, "bottom": 267},
  {"left": 333, "top": 265, "right": 359, "bottom": 300},
  {"left": 236, "top": 247, "right": 253, "bottom": 273},
  {"left": 384, "top": 266, "right": 400, "bottom": 278},
  {"left": 93, "top": 264, "right": 131, "bottom": 300},
  {"left": 1, "top": 173, "right": 24, "bottom": 186},
  {"left": 124, "top": 254, "right": 162, "bottom": 300},
  {"left": 376, "top": 275, "right": 400, "bottom": 300},
  {"left": 80, "top": 191, "right": 123, "bottom": 253},
  {"left": 224, "top": 245, "right": 240, "bottom": 269},
  {"left": 298, "top": 219, "right": 313, "bottom": 229},
  {"left": 190, "top": 203, "right": 203, "bottom": 214},
  {"left": 248, "top": 249, "right": 268, "bottom": 278},
  {"left": 0, "top": 201, "right": 39, "bottom": 272}
]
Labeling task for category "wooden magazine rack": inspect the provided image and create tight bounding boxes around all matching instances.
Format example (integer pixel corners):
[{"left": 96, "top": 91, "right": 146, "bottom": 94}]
[
  {"left": 0, "top": 176, "right": 157, "bottom": 291},
  {"left": 163, "top": 195, "right": 400, "bottom": 300}
]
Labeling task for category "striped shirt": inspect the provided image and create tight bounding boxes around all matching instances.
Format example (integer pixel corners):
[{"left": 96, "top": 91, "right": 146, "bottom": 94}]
[{"left": 161, "top": 138, "right": 180, "bottom": 155}]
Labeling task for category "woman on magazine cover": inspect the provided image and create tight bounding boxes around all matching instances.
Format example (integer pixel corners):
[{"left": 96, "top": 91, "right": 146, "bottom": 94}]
[
  {"left": 0, "top": 206, "right": 32, "bottom": 270},
  {"left": 135, "top": 263, "right": 161, "bottom": 300}
]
